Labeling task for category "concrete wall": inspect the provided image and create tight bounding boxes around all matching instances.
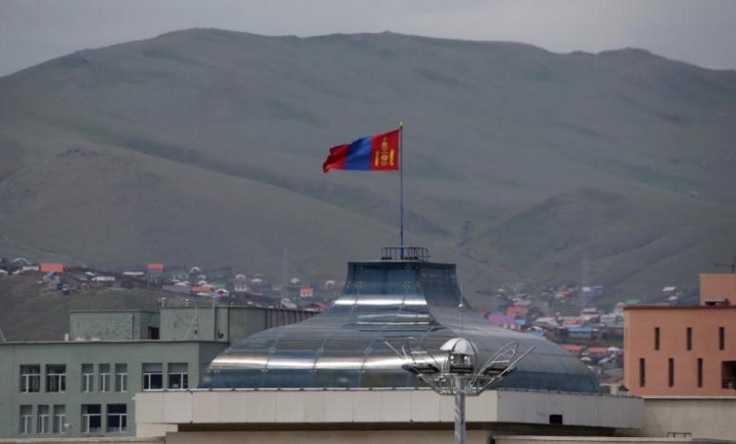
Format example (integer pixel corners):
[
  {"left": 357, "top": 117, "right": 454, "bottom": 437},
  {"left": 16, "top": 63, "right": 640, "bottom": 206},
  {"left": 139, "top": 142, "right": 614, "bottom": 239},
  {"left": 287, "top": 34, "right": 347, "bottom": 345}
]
[
  {"left": 158, "top": 307, "right": 314, "bottom": 343},
  {"left": 166, "top": 430, "right": 488, "bottom": 444},
  {"left": 135, "top": 389, "right": 642, "bottom": 436},
  {"left": 641, "top": 397, "right": 736, "bottom": 441},
  {"left": 495, "top": 436, "right": 733, "bottom": 444},
  {"left": 495, "top": 390, "right": 642, "bottom": 430},
  {"left": 70, "top": 311, "right": 159, "bottom": 341},
  {"left": 159, "top": 307, "right": 229, "bottom": 342}
]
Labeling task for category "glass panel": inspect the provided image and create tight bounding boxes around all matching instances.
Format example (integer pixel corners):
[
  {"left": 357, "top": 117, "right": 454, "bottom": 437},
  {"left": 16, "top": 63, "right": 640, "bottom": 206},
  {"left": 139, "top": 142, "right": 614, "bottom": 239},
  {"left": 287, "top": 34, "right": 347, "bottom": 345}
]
[
  {"left": 106, "top": 404, "right": 127, "bottom": 432},
  {"left": 20, "top": 365, "right": 41, "bottom": 393},
  {"left": 142, "top": 363, "right": 163, "bottom": 390},
  {"left": 82, "top": 364, "right": 94, "bottom": 393},
  {"left": 37, "top": 405, "right": 50, "bottom": 434},
  {"left": 45, "top": 365, "right": 66, "bottom": 393},
  {"left": 81, "top": 404, "right": 101, "bottom": 433},
  {"left": 312, "top": 370, "right": 360, "bottom": 387},
  {"left": 19, "top": 405, "right": 33, "bottom": 434},
  {"left": 115, "top": 364, "right": 128, "bottom": 392},
  {"left": 168, "top": 363, "right": 189, "bottom": 389},
  {"left": 52, "top": 405, "right": 66, "bottom": 434},
  {"left": 262, "top": 369, "right": 314, "bottom": 388},
  {"left": 99, "top": 364, "right": 110, "bottom": 392}
]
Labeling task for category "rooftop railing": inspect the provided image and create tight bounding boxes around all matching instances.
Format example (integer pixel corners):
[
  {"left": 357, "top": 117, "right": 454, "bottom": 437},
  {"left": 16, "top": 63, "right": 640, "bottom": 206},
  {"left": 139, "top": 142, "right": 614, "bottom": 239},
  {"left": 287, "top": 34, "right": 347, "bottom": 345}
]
[{"left": 380, "top": 247, "right": 430, "bottom": 262}]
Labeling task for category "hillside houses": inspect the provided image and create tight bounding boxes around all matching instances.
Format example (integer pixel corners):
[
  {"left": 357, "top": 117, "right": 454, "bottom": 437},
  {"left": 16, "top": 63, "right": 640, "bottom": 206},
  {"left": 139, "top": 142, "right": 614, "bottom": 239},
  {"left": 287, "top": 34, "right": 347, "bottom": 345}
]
[
  {"left": 482, "top": 284, "right": 630, "bottom": 386},
  {"left": 0, "top": 257, "right": 338, "bottom": 312}
]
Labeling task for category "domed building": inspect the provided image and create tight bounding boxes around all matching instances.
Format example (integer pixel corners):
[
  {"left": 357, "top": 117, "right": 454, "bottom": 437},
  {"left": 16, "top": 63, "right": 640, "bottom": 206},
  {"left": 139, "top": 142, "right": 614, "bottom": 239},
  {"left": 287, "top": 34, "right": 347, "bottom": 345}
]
[{"left": 203, "top": 247, "right": 599, "bottom": 393}]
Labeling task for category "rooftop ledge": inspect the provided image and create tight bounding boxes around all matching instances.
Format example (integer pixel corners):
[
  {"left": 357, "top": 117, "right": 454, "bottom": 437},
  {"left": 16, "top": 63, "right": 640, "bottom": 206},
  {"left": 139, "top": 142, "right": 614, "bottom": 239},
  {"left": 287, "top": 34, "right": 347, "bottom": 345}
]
[{"left": 135, "top": 388, "right": 643, "bottom": 432}]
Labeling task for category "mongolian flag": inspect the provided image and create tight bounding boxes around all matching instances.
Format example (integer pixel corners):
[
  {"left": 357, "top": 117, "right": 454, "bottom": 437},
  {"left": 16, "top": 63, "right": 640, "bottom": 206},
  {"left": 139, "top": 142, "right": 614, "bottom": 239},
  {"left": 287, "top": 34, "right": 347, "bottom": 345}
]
[{"left": 322, "top": 128, "right": 401, "bottom": 173}]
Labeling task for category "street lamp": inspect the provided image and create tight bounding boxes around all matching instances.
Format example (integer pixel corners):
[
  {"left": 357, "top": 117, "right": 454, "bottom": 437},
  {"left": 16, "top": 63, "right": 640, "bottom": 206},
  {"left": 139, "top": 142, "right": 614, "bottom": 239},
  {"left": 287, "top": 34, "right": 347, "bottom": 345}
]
[{"left": 388, "top": 338, "right": 533, "bottom": 444}]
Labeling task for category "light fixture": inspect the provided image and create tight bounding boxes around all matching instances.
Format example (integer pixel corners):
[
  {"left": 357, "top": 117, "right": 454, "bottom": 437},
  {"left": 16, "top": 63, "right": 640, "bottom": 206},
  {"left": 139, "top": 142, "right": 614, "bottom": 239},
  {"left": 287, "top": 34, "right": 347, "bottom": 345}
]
[{"left": 386, "top": 337, "right": 533, "bottom": 444}]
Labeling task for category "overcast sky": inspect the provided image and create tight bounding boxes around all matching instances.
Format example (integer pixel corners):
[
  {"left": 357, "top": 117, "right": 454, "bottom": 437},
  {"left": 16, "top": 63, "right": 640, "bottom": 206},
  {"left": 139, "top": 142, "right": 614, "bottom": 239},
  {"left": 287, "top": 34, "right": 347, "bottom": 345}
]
[{"left": 1, "top": 0, "right": 735, "bottom": 77}]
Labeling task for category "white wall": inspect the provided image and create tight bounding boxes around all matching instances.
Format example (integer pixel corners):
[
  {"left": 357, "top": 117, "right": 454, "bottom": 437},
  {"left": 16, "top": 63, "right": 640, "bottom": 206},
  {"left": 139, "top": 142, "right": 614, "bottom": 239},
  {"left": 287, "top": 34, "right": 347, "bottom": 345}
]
[
  {"left": 166, "top": 430, "right": 489, "bottom": 444},
  {"left": 641, "top": 397, "right": 736, "bottom": 440},
  {"left": 135, "top": 388, "right": 642, "bottom": 437}
]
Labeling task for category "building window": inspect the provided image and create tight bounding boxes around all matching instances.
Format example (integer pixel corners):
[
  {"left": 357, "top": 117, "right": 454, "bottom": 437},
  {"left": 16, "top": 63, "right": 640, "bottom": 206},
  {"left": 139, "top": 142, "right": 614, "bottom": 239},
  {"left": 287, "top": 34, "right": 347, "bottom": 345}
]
[
  {"left": 19, "top": 405, "right": 33, "bottom": 434},
  {"left": 720, "top": 327, "right": 726, "bottom": 351},
  {"left": 668, "top": 358, "right": 675, "bottom": 387},
  {"left": 115, "top": 364, "right": 128, "bottom": 392},
  {"left": 722, "top": 361, "right": 736, "bottom": 389},
  {"left": 106, "top": 404, "right": 127, "bottom": 432},
  {"left": 81, "top": 404, "right": 102, "bottom": 433},
  {"left": 639, "top": 358, "right": 646, "bottom": 387},
  {"left": 37, "top": 405, "right": 50, "bottom": 434},
  {"left": 99, "top": 364, "right": 111, "bottom": 392},
  {"left": 82, "top": 364, "right": 94, "bottom": 392},
  {"left": 52, "top": 405, "right": 66, "bottom": 434},
  {"left": 654, "top": 327, "right": 660, "bottom": 351},
  {"left": 20, "top": 365, "right": 41, "bottom": 393},
  {"left": 168, "top": 363, "right": 189, "bottom": 389},
  {"left": 697, "top": 358, "right": 703, "bottom": 388},
  {"left": 142, "top": 363, "right": 163, "bottom": 390},
  {"left": 686, "top": 327, "right": 692, "bottom": 351},
  {"left": 46, "top": 365, "right": 66, "bottom": 393}
]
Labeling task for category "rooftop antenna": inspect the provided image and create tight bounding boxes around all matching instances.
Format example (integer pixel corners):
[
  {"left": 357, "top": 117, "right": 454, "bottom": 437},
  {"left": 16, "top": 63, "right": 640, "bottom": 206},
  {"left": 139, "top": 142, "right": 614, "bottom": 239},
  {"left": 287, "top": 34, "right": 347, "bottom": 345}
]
[
  {"left": 458, "top": 284, "right": 465, "bottom": 337},
  {"left": 281, "top": 244, "right": 289, "bottom": 299},
  {"left": 715, "top": 256, "right": 736, "bottom": 273}
]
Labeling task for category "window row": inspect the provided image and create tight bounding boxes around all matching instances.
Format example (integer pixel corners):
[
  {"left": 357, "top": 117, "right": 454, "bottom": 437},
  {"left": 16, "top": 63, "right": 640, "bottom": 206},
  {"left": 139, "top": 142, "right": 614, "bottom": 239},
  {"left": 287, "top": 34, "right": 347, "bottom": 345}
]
[
  {"left": 653, "top": 326, "right": 726, "bottom": 351},
  {"left": 19, "top": 403, "right": 127, "bottom": 434},
  {"left": 81, "top": 363, "right": 128, "bottom": 393},
  {"left": 20, "top": 365, "right": 66, "bottom": 393},
  {"left": 20, "top": 362, "right": 188, "bottom": 393},
  {"left": 638, "top": 358, "right": 736, "bottom": 388},
  {"left": 142, "top": 362, "right": 189, "bottom": 390}
]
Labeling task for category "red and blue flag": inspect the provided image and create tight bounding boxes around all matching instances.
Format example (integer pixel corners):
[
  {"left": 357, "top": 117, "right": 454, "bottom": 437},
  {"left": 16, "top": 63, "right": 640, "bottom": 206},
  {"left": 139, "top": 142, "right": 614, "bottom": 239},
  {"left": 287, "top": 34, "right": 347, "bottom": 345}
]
[{"left": 323, "top": 128, "right": 401, "bottom": 173}]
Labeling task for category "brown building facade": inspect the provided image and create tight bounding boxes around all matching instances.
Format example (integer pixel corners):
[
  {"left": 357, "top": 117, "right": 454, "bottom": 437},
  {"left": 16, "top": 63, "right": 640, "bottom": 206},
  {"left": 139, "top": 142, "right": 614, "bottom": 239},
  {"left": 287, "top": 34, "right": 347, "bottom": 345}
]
[
  {"left": 624, "top": 273, "right": 736, "bottom": 396},
  {"left": 699, "top": 273, "right": 736, "bottom": 304}
]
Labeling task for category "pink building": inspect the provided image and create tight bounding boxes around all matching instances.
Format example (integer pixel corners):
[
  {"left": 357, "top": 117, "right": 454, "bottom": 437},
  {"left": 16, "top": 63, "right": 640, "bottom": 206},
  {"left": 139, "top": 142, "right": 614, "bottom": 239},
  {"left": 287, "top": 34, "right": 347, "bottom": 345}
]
[{"left": 624, "top": 272, "right": 736, "bottom": 396}]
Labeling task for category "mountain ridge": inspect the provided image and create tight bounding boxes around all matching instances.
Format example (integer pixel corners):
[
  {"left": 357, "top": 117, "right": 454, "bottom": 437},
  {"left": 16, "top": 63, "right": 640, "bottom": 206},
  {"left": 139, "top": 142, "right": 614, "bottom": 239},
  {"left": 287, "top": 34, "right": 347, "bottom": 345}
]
[{"left": 1, "top": 29, "right": 735, "bottom": 310}]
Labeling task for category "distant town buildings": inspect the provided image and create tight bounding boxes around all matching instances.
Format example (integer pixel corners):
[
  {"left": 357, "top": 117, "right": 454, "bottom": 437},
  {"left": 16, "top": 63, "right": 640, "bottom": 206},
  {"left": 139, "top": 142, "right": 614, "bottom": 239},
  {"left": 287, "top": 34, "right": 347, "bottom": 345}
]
[{"left": 0, "top": 257, "right": 339, "bottom": 312}]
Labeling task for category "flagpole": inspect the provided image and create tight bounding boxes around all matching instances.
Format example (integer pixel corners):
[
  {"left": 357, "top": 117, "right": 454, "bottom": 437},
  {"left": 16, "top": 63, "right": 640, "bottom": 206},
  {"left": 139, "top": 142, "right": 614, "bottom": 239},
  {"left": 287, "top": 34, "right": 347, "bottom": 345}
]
[{"left": 399, "top": 121, "right": 404, "bottom": 257}]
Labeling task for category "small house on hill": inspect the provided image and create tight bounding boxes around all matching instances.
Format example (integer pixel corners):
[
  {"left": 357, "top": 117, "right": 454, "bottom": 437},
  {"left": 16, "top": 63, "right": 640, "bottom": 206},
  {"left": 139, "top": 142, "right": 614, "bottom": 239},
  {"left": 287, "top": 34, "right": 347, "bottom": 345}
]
[{"left": 39, "top": 262, "right": 64, "bottom": 273}]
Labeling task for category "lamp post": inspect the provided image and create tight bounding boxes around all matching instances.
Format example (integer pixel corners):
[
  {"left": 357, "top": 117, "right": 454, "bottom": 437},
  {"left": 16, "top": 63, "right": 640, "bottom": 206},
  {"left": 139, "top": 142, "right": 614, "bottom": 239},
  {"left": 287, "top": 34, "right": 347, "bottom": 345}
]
[{"left": 389, "top": 338, "right": 533, "bottom": 444}]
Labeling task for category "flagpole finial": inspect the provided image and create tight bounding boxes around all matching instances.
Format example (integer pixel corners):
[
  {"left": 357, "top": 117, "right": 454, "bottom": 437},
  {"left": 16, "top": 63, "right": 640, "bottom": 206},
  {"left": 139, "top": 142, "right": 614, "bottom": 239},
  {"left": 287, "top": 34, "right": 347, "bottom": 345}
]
[{"left": 399, "top": 121, "right": 404, "bottom": 128}]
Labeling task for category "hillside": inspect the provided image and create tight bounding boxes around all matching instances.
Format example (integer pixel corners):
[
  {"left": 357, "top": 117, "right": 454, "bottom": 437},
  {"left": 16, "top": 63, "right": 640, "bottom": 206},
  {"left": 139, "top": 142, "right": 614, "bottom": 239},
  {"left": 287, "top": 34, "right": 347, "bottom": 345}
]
[
  {"left": 1, "top": 29, "right": 735, "bottom": 310},
  {"left": 0, "top": 274, "right": 166, "bottom": 341}
]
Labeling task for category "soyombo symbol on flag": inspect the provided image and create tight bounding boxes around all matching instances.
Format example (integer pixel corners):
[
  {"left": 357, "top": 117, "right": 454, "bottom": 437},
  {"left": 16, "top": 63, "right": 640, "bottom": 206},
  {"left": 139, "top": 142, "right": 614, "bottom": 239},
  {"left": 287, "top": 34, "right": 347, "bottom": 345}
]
[{"left": 322, "top": 128, "right": 401, "bottom": 173}]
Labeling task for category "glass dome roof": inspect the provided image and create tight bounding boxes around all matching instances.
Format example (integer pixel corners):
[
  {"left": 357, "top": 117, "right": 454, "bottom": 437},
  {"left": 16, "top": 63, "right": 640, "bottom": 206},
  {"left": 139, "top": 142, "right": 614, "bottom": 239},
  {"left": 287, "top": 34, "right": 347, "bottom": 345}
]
[{"left": 202, "top": 248, "right": 600, "bottom": 393}]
